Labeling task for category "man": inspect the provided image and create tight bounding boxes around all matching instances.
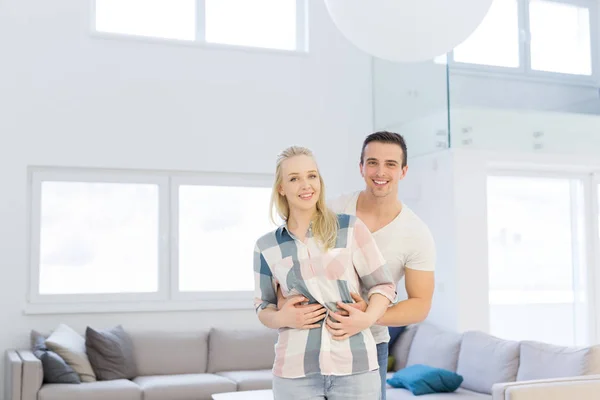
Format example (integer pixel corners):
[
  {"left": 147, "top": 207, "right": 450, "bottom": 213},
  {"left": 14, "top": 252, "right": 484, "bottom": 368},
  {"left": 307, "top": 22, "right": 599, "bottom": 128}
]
[
  {"left": 277, "top": 131, "right": 435, "bottom": 399},
  {"left": 326, "top": 131, "right": 435, "bottom": 399}
]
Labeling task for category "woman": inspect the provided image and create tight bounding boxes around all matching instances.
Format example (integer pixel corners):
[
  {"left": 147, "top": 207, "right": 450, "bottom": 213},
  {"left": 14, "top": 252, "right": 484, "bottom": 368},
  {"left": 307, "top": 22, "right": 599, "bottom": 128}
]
[{"left": 253, "top": 146, "right": 396, "bottom": 399}]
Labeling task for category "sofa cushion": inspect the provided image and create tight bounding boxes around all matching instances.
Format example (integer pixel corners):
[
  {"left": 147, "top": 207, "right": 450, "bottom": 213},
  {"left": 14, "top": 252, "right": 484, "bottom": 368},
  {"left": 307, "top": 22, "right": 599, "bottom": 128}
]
[
  {"left": 217, "top": 369, "right": 273, "bottom": 391},
  {"left": 391, "top": 324, "right": 418, "bottom": 371},
  {"left": 45, "top": 324, "right": 96, "bottom": 382},
  {"left": 31, "top": 330, "right": 80, "bottom": 384},
  {"left": 517, "top": 341, "right": 591, "bottom": 381},
  {"left": 406, "top": 323, "right": 462, "bottom": 372},
  {"left": 38, "top": 379, "right": 141, "bottom": 400},
  {"left": 133, "top": 374, "right": 237, "bottom": 400},
  {"left": 588, "top": 345, "right": 600, "bottom": 374},
  {"left": 388, "top": 326, "right": 406, "bottom": 350},
  {"left": 386, "top": 387, "right": 491, "bottom": 400},
  {"left": 130, "top": 330, "right": 209, "bottom": 376},
  {"left": 86, "top": 325, "right": 137, "bottom": 381},
  {"left": 207, "top": 328, "right": 277, "bottom": 373},
  {"left": 457, "top": 331, "right": 519, "bottom": 394}
]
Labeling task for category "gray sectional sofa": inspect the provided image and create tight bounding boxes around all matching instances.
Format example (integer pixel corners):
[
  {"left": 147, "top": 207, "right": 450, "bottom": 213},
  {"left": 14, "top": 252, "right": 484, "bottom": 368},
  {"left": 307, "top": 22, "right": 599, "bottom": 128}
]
[
  {"left": 386, "top": 323, "right": 600, "bottom": 399},
  {"left": 6, "top": 327, "right": 277, "bottom": 400},
  {"left": 5, "top": 322, "right": 600, "bottom": 400}
]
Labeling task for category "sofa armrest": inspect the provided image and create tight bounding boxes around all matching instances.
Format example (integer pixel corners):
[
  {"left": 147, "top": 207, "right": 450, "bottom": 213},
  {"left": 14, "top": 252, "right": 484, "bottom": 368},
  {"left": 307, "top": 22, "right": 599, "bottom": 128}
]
[
  {"left": 16, "top": 350, "right": 43, "bottom": 400},
  {"left": 492, "top": 375, "right": 600, "bottom": 400},
  {"left": 5, "top": 350, "right": 22, "bottom": 400}
]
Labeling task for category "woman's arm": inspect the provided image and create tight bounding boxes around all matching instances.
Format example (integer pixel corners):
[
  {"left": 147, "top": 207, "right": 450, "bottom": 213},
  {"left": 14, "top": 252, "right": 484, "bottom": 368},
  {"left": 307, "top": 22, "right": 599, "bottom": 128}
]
[
  {"left": 257, "top": 307, "right": 284, "bottom": 329},
  {"left": 254, "top": 245, "right": 326, "bottom": 329},
  {"left": 254, "top": 243, "right": 281, "bottom": 328},
  {"left": 363, "top": 292, "right": 391, "bottom": 324}
]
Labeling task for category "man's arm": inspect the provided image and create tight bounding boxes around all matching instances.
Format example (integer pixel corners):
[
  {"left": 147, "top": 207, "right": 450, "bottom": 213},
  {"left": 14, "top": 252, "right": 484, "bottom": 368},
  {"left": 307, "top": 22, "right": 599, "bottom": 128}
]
[{"left": 376, "top": 268, "right": 434, "bottom": 326}]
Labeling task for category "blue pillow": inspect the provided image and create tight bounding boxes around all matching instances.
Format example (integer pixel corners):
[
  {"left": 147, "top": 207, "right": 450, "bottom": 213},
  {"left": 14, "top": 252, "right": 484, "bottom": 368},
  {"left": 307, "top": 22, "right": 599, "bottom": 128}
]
[{"left": 387, "top": 364, "right": 463, "bottom": 396}]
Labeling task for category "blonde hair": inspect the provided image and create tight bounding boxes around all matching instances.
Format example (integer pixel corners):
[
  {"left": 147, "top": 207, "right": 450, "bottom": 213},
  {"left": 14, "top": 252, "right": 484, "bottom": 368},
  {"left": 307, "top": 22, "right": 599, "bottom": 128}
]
[{"left": 270, "top": 146, "right": 339, "bottom": 250}]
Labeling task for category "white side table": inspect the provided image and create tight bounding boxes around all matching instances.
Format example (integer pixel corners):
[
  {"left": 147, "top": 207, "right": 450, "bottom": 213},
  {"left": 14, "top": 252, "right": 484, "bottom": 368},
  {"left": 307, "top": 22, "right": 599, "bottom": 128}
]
[{"left": 212, "top": 389, "right": 274, "bottom": 400}]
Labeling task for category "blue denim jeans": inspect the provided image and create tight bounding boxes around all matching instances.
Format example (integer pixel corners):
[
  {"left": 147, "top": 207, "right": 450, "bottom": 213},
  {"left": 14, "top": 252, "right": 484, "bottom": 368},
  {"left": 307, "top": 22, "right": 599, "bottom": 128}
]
[
  {"left": 273, "top": 370, "right": 380, "bottom": 400},
  {"left": 377, "top": 342, "right": 389, "bottom": 400}
]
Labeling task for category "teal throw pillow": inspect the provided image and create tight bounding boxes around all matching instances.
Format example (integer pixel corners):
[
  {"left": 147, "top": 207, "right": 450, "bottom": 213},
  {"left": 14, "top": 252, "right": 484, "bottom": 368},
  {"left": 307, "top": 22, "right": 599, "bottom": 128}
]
[{"left": 387, "top": 364, "right": 463, "bottom": 396}]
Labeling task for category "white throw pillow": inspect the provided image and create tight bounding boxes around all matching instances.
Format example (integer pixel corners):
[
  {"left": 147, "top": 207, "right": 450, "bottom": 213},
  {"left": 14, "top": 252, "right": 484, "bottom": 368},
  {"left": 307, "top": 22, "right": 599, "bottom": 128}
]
[{"left": 45, "top": 324, "right": 96, "bottom": 382}]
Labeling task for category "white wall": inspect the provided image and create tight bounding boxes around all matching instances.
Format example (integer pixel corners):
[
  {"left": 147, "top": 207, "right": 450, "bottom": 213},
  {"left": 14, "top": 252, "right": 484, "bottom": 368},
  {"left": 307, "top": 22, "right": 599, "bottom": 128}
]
[
  {"left": 451, "top": 149, "right": 490, "bottom": 333},
  {"left": 400, "top": 151, "right": 459, "bottom": 331},
  {"left": 449, "top": 73, "right": 600, "bottom": 115},
  {"left": 400, "top": 149, "right": 489, "bottom": 333},
  {"left": 450, "top": 107, "right": 600, "bottom": 155},
  {"left": 0, "top": 0, "right": 374, "bottom": 392},
  {"left": 405, "top": 147, "right": 600, "bottom": 336}
]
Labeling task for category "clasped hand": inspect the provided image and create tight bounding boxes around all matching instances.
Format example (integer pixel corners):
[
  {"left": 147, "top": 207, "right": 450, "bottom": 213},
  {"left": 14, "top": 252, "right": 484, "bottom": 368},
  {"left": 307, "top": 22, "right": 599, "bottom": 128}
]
[
  {"left": 277, "top": 295, "right": 327, "bottom": 329},
  {"left": 278, "top": 291, "right": 373, "bottom": 341}
]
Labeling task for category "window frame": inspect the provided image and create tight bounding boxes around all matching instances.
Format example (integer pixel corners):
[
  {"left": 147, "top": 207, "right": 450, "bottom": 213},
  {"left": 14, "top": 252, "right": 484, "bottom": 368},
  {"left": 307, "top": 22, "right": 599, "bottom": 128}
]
[
  {"left": 89, "top": 0, "right": 309, "bottom": 55},
  {"left": 485, "top": 167, "right": 598, "bottom": 345},
  {"left": 591, "top": 172, "right": 600, "bottom": 344},
  {"left": 446, "top": 0, "right": 599, "bottom": 87},
  {"left": 26, "top": 167, "right": 274, "bottom": 314}
]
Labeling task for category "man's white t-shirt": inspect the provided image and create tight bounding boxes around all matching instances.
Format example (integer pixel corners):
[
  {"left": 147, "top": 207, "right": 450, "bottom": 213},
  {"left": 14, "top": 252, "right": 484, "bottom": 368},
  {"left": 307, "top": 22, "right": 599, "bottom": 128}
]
[{"left": 329, "top": 191, "right": 436, "bottom": 344}]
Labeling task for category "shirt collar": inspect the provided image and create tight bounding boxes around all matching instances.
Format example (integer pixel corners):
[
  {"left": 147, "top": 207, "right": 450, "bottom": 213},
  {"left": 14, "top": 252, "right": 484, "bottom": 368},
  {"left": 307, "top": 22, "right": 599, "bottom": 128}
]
[{"left": 278, "top": 220, "right": 314, "bottom": 239}]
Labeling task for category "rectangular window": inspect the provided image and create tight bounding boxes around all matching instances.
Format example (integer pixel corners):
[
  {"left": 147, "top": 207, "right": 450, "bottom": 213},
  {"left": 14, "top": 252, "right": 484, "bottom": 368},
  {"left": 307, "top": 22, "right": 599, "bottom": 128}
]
[
  {"left": 443, "top": 0, "right": 596, "bottom": 82},
  {"left": 529, "top": 0, "right": 592, "bottom": 75},
  {"left": 205, "top": 0, "right": 298, "bottom": 51},
  {"left": 176, "top": 184, "right": 275, "bottom": 293},
  {"left": 453, "top": 0, "right": 520, "bottom": 68},
  {"left": 28, "top": 169, "right": 274, "bottom": 312},
  {"left": 94, "top": 0, "right": 196, "bottom": 41},
  {"left": 38, "top": 181, "right": 160, "bottom": 295},
  {"left": 487, "top": 175, "right": 590, "bottom": 346},
  {"left": 93, "top": 0, "right": 308, "bottom": 52}
]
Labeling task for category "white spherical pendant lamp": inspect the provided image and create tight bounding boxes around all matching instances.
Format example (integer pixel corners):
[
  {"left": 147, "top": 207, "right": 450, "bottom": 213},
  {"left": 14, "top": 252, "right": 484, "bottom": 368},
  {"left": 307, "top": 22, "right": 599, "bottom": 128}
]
[{"left": 325, "top": 0, "right": 494, "bottom": 63}]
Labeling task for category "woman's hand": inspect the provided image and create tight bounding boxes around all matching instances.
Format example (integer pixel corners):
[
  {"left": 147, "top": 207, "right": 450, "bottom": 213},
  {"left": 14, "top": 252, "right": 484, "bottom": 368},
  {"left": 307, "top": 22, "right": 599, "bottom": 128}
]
[
  {"left": 325, "top": 302, "right": 376, "bottom": 340},
  {"left": 277, "top": 296, "right": 327, "bottom": 329}
]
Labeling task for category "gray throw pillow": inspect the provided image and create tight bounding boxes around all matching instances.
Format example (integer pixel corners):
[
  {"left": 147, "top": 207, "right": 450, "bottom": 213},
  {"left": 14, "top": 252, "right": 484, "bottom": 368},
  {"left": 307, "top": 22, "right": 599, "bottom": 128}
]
[
  {"left": 406, "top": 322, "right": 463, "bottom": 372},
  {"left": 85, "top": 325, "right": 137, "bottom": 380},
  {"left": 517, "top": 341, "right": 591, "bottom": 381},
  {"left": 456, "top": 331, "right": 519, "bottom": 394},
  {"left": 391, "top": 324, "right": 418, "bottom": 371},
  {"left": 30, "top": 330, "right": 81, "bottom": 384}
]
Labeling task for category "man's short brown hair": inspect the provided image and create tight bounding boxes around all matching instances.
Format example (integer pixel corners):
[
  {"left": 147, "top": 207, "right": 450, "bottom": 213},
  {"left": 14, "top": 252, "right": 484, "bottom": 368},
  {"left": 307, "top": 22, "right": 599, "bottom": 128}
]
[{"left": 360, "top": 131, "right": 408, "bottom": 167}]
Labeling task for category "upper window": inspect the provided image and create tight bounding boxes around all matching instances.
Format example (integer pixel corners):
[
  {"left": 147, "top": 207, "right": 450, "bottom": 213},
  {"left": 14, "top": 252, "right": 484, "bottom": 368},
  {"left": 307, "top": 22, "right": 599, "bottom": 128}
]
[
  {"left": 93, "top": 0, "right": 307, "bottom": 52},
  {"left": 442, "top": 0, "right": 596, "bottom": 80},
  {"left": 453, "top": 0, "right": 521, "bottom": 68},
  {"left": 94, "top": 0, "right": 196, "bottom": 41},
  {"left": 529, "top": 0, "right": 592, "bottom": 75}
]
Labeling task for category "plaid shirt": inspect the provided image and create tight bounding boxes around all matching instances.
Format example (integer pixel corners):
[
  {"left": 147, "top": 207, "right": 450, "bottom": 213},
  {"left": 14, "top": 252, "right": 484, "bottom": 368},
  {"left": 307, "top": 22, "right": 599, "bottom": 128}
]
[{"left": 253, "top": 214, "right": 396, "bottom": 378}]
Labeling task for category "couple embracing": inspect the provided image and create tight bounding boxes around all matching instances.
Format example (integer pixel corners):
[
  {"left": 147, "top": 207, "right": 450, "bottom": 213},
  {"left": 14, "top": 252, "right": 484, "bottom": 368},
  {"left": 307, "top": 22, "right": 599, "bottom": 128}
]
[{"left": 254, "top": 132, "right": 436, "bottom": 400}]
